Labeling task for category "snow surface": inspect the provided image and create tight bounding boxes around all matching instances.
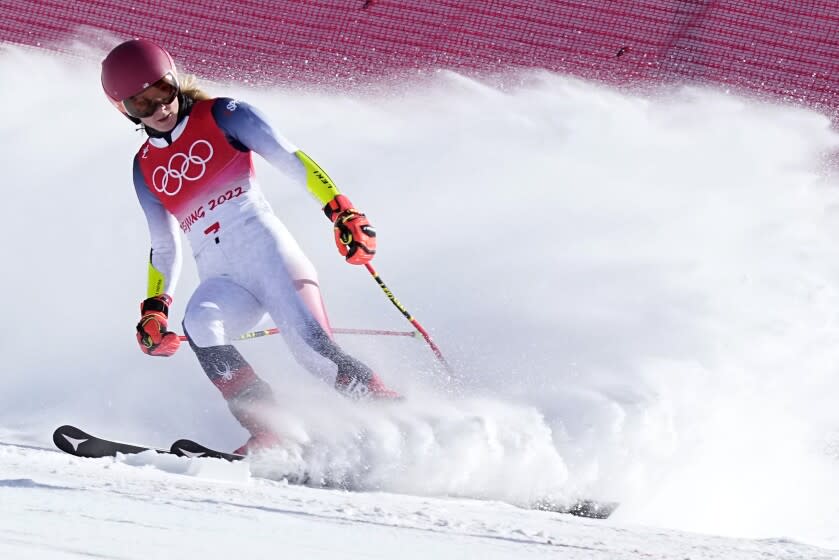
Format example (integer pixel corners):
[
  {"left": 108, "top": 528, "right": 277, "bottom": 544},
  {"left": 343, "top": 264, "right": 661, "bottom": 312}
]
[
  {"left": 0, "top": 442, "right": 832, "bottom": 559},
  {"left": 1, "top": 44, "right": 839, "bottom": 558}
]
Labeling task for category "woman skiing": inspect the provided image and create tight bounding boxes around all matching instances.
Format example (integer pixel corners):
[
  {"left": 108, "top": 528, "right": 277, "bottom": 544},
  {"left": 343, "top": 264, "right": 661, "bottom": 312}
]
[{"left": 101, "top": 39, "right": 398, "bottom": 455}]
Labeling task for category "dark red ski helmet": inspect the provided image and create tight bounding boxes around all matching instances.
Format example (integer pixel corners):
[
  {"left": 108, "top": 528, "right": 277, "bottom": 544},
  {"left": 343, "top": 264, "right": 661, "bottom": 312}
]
[{"left": 101, "top": 39, "right": 177, "bottom": 110}]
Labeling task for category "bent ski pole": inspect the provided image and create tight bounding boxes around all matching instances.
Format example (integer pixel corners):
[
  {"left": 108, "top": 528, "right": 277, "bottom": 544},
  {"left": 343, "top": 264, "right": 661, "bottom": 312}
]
[
  {"left": 363, "top": 263, "right": 451, "bottom": 372},
  {"left": 177, "top": 327, "right": 416, "bottom": 343}
]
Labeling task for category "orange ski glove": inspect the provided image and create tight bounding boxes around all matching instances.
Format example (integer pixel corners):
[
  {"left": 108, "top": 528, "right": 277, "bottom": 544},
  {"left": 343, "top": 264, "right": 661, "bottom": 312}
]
[
  {"left": 136, "top": 294, "right": 181, "bottom": 357},
  {"left": 323, "top": 194, "right": 376, "bottom": 265}
]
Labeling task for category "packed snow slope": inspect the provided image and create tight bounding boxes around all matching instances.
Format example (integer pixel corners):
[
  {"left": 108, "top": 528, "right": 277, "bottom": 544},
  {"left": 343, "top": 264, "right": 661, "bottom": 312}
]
[
  {"left": 1, "top": 44, "right": 838, "bottom": 557},
  {"left": 1, "top": 442, "right": 835, "bottom": 560}
]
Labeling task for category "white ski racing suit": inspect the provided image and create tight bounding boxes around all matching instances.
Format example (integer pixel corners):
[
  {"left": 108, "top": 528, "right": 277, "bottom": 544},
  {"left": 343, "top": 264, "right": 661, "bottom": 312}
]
[{"left": 132, "top": 96, "right": 377, "bottom": 434}]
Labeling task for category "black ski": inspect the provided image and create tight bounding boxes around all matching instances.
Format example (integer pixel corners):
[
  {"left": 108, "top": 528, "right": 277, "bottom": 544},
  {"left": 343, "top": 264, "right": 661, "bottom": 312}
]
[
  {"left": 53, "top": 424, "right": 170, "bottom": 459},
  {"left": 169, "top": 439, "right": 619, "bottom": 518},
  {"left": 169, "top": 439, "right": 244, "bottom": 462},
  {"left": 171, "top": 438, "right": 311, "bottom": 484},
  {"left": 52, "top": 426, "right": 243, "bottom": 462},
  {"left": 54, "top": 426, "right": 618, "bottom": 519},
  {"left": 532, "top": 497, "right": 619, "bottom": 519}
]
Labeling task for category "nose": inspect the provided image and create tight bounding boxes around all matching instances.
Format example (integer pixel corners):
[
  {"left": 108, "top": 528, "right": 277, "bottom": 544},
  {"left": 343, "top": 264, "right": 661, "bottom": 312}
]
[{"left": 153, "top": 102, "right": 171, "bottom": 118}]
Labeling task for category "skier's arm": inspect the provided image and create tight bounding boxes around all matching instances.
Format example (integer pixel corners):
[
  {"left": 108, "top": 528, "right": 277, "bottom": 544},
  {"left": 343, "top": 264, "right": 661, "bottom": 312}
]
[
  {"left": 133, "top": 157, "right": 183, "bottom": 297},
  {"left": 210, "top": 98, "right": 340, "bottom": 205},
  {"left": 212, "top": 98, "right": 376, "bottom": 264}
]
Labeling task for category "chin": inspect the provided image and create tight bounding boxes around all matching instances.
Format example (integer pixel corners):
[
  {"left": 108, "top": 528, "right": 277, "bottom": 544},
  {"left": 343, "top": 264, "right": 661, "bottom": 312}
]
[{"left": 157, "top": 116, "right": 176, "bottom": 131}]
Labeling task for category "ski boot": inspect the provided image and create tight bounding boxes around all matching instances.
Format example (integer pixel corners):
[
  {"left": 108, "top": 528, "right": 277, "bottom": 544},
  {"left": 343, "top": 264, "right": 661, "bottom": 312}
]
[
  {"left": 233, "top": 431, "right": 283, "bottom": 456},
  {"left": 335, "top": 372, "right": 401, "bottom": 400}
]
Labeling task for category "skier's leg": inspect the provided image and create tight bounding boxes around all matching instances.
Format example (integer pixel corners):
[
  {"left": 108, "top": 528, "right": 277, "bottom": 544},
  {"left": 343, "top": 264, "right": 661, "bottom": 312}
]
[
  {"left": 254, "top": 232, "right": 399, "bottom": 399},
  {"left": 182, "top": 277, "right": 280, "bottom": 447},
  {"left": 294, "top": 277, "right": 334, "bottom": 337},
  {"left": 281, "top": 277, "right": 342, "bottom": 382},
  {"left": 184, "top": 339, "right": 277, "bottom": 448},
  {"left": 182, "top": 277, "right": 265, "bottom": 348}
]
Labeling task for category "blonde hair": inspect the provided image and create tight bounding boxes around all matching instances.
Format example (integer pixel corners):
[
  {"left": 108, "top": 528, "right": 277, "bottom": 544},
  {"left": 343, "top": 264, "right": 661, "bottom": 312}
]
[{"left": 179, "top": 74, "right": 211, "bottom": 101}]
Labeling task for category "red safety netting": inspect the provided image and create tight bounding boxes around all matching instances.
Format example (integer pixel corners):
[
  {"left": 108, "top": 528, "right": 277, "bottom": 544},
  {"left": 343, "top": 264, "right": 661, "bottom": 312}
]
[{"left": 2, "top": 0, "right": 838, "bottom": 115}]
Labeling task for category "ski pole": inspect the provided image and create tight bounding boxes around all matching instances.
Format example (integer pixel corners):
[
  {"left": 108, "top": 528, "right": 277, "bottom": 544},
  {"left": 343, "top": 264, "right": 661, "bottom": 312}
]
[
  {"left": 363, "top": 263, "right": 451, "bottom": 372},
  {"left": 177, "top": 327, "right": 416, "bottom": 342}
]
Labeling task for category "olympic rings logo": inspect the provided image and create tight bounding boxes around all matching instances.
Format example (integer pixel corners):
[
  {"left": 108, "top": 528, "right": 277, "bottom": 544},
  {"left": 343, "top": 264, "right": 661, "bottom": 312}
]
[{"left": 151, "top": 140, "right": 214, "bottom": 196}]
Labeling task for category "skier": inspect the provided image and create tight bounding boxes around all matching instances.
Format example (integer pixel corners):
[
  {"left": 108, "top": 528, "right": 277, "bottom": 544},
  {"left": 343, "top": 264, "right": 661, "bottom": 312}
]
[{"left": 101, "top": 39, "right": 398, "bottom": 455}]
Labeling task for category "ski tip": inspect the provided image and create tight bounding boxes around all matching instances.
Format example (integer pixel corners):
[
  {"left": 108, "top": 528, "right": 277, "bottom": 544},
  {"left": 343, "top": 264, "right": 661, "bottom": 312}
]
[
  {"left": 52, "top": 426, "right": 71, "bottom": 451},
  {"left": 53, "top": 424, "right": 84, "bottom": 438},
  {"left": 568, "top": 499, "right": 620, "bottom": 519},
  {"left": 52, "top": 425, "right": 91, "bottom": 450},
  {"left": 532, "top": 498, "right": 620, "bottom": 519}
]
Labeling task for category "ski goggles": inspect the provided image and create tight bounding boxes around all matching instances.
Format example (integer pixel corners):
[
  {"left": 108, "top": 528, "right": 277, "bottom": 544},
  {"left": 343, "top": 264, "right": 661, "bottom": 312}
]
[{"left": 122, "top": 73, "right": 179, "bottom": 119}]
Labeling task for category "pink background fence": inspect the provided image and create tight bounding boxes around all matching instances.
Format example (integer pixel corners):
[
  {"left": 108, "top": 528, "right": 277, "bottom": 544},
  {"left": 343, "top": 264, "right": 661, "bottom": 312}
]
[{"left": 2, "top": 1, "right": 838, "bottom": 115}]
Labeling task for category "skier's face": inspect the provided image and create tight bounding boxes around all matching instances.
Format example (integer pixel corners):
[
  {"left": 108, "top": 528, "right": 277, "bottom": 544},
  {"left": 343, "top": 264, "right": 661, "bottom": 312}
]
[
  {"left": 137, "top": 91, "right": 179, "bottom": 132},
  {"left": 124, "top": 73, "right": 180, "bottom": 132}
]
